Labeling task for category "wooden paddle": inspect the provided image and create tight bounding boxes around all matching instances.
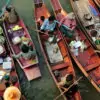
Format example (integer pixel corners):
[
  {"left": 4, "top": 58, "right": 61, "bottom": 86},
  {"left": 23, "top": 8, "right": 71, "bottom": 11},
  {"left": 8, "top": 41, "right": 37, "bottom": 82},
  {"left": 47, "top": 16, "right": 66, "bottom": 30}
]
[
  {"left": 54, "top": 76, "right": 83, "bottom": 100},
  {"left": 29, "top": 26, "right": 48, "bottom": 35}
]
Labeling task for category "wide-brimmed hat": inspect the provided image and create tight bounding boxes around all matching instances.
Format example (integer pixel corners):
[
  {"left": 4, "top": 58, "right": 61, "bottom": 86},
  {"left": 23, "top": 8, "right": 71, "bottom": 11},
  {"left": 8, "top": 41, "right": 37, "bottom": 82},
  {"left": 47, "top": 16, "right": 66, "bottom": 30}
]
[{"left": 3, "top": 86, "right": 21, "bottom": 100}]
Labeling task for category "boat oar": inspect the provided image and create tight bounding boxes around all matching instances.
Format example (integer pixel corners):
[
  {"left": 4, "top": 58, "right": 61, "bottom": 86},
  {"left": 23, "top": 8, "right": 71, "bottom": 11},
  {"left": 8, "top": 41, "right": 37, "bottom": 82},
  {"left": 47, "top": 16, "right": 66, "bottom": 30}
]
[
  {"left": 29, "top": 26, "right": 48, "bottom": 35},
  {"left": 54, "top": 76, "right": 83, "bottom": 100}
]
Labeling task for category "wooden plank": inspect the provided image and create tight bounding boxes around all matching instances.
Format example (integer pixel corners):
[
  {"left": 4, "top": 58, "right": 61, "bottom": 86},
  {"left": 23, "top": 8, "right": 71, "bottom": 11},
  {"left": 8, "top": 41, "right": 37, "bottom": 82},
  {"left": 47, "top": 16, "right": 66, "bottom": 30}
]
[
  {"left": 52, "top": 62, "right": 69, "bottom": 71},
  {"left": 23, "top": 67, "right": 41, "bottom": 81},
  {"left": 86, "top": 62, "right": 100, "bottom": 72}
]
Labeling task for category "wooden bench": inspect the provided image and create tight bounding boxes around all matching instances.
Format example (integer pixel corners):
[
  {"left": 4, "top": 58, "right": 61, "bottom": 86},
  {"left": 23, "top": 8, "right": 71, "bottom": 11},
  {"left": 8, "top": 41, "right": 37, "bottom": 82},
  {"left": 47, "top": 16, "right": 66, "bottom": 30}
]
[
  {"left": 85, "top": 62, "right": 100, "bottom": 72},
  {"left": 52, "top": 62, "right": 69, "bottom": 71},
  {"left": 24, "top": 66, "right": 41, "bottom": 81}
]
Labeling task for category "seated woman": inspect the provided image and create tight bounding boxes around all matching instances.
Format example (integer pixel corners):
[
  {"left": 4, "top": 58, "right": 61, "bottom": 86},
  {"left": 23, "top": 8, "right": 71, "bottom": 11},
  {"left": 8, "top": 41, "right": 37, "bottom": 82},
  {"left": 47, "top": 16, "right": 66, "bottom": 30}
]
[
  {"left": 40, "top": 16, "right": 57, "bottom": 33},
  {"left": 13, "top": 44, "right": 36, "bottom": 60},
  {"left": 69, "top": 36, "right": 87, "bottom": 56},
  {"left": 58, "top": 74, "right": 74, "bottom": 88}
]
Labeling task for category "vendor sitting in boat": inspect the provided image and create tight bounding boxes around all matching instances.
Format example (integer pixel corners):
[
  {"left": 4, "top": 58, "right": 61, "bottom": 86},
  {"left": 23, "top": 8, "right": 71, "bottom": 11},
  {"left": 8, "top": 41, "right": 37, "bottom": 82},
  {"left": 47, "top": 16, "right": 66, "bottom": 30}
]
[
  {"left": 58, "top": 73, "right": 78, "bottom": 97},
  {"left": 40, "top": 15, "right": 57, "bottom": 34},
  {"left": 40, "top": 16, "right": 57, "bottom": 43},
  {"left": 58, "top": 12, "right": 76, "bottom": 38},
  {"left": 90, "top": 29, "right": 100, "bottom": 46},
  {"left": 69, "top": 36, "right": 87, "bottom": 56},
  {"left": 58, "top": 74, "right": 74, "bottom": 88},
  {"left": 13, "top": 44, "right": 36, "bottom": 60},
  {"left": 37, "top": 16, "right": 45, "bottom": 29},
  {"left": 2, "top": 6, "right": 19, "bottom": 24}
]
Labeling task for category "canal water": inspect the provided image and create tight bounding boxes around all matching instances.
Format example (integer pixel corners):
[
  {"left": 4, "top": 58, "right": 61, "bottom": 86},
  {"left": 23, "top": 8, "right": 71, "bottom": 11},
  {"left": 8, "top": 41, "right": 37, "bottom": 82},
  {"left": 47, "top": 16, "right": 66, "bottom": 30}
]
[{"left": 4, "top": 0, "right": 100, "bottom": 100}]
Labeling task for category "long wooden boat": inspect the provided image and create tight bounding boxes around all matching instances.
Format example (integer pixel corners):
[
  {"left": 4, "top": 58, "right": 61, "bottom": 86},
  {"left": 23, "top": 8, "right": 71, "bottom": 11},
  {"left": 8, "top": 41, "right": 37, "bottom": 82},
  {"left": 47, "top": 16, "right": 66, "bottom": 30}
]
[
  {"left": 70, "top": 0, "right": 100, "bottom": 50},
  {"left": 0, "top": 23, "right": 22, "bottom": 99},
  {"left": 50, "top": 0, "right": 100, "bottom": 93},
  {"left": 33, "top": 0, "right": 82, "bottom": 99},
  {"left": 3, "top": 8, "right": 41, "bottom": 81}
]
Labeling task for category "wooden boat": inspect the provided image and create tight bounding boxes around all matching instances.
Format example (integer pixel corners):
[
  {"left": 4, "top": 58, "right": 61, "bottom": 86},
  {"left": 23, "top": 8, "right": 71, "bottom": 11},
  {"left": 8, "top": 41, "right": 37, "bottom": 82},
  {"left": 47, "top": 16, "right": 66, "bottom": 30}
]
[
  {"left": 0, "top": 23, "right": 21, "bottom": 98},
  {"left": 3, "top": 8, "right": 41, "bottom": 81},
  {"left": 50, "top": 0, "right": 100, "bottom": 93},
  {"left": 33, "top": 0, "right": 82, "bottom": 99},
  {"left": 70, "top": 0, "right": 100, "bottom": 50}
]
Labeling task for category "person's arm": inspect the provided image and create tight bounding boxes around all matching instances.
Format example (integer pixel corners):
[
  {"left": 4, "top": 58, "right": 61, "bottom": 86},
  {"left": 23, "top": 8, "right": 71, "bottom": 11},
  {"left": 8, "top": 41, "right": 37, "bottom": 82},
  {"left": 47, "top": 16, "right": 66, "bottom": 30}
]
[
  {"left": 12, "top": 52, "right": 22, "bottom": 59},
  {"left": 31, "top": 50, "right": 36, "bottom": 55},
  {"left": 57, "top": 81, "right": 65, "bottom": 87},
  {"left": 95, "top": 50, "right": 100, "bottom": 53}
]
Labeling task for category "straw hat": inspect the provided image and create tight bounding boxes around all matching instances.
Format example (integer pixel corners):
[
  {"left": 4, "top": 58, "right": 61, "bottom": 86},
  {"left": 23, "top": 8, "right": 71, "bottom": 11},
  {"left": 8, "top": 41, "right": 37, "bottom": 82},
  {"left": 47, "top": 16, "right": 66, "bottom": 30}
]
[{"left": 3, "top": 86, "right": 21, "bottom": 100}]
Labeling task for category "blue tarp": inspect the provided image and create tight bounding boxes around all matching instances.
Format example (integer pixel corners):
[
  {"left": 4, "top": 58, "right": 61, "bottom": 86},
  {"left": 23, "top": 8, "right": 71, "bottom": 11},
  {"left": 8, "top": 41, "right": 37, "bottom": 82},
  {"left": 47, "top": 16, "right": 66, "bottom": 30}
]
[{"left": 89, "top": 5, "right": 99, "bottom": 16}]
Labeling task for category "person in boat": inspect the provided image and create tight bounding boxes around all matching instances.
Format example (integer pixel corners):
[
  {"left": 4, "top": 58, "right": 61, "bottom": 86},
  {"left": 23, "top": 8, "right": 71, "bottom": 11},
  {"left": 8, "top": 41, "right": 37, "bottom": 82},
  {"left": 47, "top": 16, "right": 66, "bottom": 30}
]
[
  {"left": 40, "top": 16, "right": 57, "bottom": 43},
  {"left": 1, "top": 6, "right": 19, "bottom": 24},
  {"left": 58, "top": 12, "right": 76, "bottom": 38},
  {"left": 3, "top": 86, "right": 21, "bottom": 100},
  {"left": 58, "top": 74, "right": 74, "bottom": 87},
  {"left": 40, "top": 15, "right": 57, "bottom": 33},
  {"left": 69, "top": 36, "right": 87, "bottom": 56},
  {"left": 13, "top": 44, "right": 36, "bottom": 60},
  {"left": 4, "top": 75, "right": 11, "bottom": 88},
  {"left": 90, "top": 29, "right": 100, "bottom": 45},
  {"left": 10, "top": 76, "right": 19, "bottom": 88},
  {"left": 58, "top": 74, "right": 78, "bottom": 98},
  {"left": 37, "top": 16, "right": 45, "bottom": 29},
  {"left": 95, "top": 23, "right": 100, "bottom": 37}
]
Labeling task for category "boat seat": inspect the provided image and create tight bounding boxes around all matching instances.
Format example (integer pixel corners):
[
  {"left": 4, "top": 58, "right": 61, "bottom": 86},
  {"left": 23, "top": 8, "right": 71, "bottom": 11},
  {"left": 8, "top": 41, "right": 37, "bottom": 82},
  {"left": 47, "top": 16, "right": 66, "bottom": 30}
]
[
  {"left": 52, "top": 62, "right": 69, "bottom": 71},
  {"left": 85, "top": 62, "right": 100, "bottom": 72},
  {"left": 24, "top": 66, "right": 41, "bottom": 81}
]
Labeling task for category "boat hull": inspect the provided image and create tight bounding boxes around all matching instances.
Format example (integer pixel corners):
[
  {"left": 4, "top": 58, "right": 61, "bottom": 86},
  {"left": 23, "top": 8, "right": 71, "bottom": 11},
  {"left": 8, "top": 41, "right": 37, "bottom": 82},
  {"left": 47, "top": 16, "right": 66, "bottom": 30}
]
[
  {"left": 34, "top": 0, "right": 81, "bottom": 99},
  {"left": 3, "top": 11, "right": 41, "bottom": 81}
]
